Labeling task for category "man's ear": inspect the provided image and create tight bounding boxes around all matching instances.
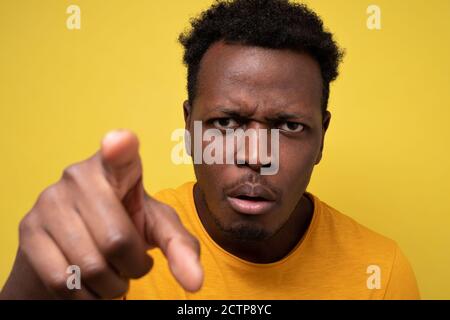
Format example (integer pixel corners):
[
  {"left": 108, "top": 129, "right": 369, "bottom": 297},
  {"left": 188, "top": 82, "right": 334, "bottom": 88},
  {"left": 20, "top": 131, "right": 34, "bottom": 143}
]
[
  {"left": 183, "top": 100, "right": 193, "bottom": 157},
  {"left": 183, "top": 100, "right": 192, "bottom": 128},
  {"left": 315, "top": 110, "right": 331, "bottom": 165}
]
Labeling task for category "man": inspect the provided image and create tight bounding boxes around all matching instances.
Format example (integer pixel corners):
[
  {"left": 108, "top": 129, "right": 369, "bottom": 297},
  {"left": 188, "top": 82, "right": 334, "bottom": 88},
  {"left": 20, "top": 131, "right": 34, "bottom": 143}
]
[{"left": 0, "top": 0, "right": 419, "bottom": 299}]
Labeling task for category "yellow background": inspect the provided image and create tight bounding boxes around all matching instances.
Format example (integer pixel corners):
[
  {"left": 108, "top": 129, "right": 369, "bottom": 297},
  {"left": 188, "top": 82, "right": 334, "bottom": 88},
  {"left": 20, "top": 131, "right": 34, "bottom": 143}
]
[{"left": 1, "top": 0, "right": 449, "bottom": 299}]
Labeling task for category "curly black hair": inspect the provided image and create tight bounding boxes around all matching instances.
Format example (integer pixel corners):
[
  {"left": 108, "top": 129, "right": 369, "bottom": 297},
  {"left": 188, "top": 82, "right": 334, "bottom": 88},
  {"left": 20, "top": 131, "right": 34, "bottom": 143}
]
[{"left": 178, "top": 0, "right": 344, "bottom": 113}]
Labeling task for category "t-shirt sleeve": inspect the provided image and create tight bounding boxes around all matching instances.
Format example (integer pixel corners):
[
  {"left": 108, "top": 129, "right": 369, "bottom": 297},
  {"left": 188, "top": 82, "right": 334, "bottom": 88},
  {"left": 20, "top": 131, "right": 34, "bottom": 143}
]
[{"left": 383, "top": 245, "right": 420, "bottom": 300}]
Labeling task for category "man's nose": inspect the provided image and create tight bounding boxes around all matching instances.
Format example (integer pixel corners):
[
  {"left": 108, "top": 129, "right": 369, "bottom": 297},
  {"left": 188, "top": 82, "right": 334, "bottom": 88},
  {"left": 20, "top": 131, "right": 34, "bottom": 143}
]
[{"left": 235, "top": 123, "right": 273, "bottom": 172}]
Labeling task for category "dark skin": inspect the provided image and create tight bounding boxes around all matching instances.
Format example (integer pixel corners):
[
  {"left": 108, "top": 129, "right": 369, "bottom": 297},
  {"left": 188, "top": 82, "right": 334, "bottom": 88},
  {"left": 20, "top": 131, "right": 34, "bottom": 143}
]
[
  {"left": 185, "top": 40, "right": 331, "bottom": 263},
  {"left": 0, "top": 40, "right": 330, "bottom": 299},
  {"left": 0, "top": 132, "right": 203, "bottom": 299}
]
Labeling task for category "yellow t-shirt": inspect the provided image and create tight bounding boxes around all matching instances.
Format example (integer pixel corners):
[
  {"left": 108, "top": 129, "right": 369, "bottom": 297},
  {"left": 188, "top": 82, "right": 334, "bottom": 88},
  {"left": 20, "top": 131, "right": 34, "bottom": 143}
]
[{"left": 126, "top": 181, "right": 420, "bottom": 300}]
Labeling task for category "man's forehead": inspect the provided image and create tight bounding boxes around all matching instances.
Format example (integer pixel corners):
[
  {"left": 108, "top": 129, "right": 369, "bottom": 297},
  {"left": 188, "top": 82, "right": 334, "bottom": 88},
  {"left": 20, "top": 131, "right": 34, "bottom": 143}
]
[
  {"left": 196, "top": 41, "right": 323, "bottom": 113},
  {"left": 200, "top": 40, "right": 321, "bottom": 79},
  {"left": 193, "top": 79, "right": 321, "bottom": 120}
]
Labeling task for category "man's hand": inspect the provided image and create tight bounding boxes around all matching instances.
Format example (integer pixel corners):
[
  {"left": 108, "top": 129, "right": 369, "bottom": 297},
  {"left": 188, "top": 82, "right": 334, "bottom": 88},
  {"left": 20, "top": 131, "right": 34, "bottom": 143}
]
[{"left": 0, "top": 130, "right": 203, "bottom": 299}]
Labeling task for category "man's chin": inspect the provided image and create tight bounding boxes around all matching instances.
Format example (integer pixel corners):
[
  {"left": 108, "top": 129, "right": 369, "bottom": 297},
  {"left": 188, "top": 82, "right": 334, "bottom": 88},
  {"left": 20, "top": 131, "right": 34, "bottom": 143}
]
[{"left": 220, "top": 221, "right": 272, "bottom": 241}]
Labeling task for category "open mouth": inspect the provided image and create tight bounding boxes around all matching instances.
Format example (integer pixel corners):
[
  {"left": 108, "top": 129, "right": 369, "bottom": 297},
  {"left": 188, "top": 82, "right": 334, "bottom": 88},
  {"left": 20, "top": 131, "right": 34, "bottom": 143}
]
[
  {"left": 235, "top": 195, "right": 268, "bottom": 201},
  {"left": 226, "top": 184, "right": 277, "bottom": 215},
  {"left": 227, "top": 196, "right": 276, "bottom": 215}
]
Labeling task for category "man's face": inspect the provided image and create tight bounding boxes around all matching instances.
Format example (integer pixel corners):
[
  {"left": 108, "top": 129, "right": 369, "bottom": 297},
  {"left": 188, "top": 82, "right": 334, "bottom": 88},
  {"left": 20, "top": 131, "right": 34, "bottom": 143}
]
[{"left": 184, "top": 40, "right": 330, "bottom": 241}]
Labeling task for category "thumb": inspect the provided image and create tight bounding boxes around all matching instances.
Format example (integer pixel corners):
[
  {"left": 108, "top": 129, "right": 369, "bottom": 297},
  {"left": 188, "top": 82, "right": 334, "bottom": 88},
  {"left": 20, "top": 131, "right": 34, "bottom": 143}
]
[{"left": 100, "top": 129, "right": 143, "bottom": 200}]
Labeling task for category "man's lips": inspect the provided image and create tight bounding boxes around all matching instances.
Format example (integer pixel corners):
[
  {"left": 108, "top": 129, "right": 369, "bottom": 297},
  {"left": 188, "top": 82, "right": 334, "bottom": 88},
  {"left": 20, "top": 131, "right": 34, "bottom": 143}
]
[
  {"left": 227, "top": 196, "right": 276, "bottom": 215},
  {"left": 226, "top": 184, "right": 277, "bottom": 215}
]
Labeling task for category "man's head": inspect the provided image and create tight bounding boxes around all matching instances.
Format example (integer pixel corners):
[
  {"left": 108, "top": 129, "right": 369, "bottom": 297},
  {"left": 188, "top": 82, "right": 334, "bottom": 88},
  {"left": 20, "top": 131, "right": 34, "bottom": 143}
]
[{"left": 178, "top": 0, "right": 344, "bottom": 241}]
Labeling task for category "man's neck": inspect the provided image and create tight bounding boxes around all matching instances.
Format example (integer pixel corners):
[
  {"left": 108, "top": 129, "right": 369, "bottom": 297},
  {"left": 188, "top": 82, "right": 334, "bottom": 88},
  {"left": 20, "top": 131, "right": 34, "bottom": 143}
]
[{"left": 193, "top": 184, "right": 314, "bottom": 264}]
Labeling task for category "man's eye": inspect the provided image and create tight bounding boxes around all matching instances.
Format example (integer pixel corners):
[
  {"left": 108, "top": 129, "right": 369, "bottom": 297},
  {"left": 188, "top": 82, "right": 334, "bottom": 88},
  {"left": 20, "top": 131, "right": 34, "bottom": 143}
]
[
  {"left": 279, "top": 122, "right": 304, "bottom": 133},
  {"left": 213, "top": 118, "right": 239, "bottom": 129}
]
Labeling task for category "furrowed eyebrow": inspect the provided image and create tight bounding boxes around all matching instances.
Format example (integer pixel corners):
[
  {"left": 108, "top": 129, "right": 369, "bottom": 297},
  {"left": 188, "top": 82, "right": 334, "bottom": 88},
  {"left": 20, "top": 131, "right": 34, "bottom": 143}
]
[
  {"left": 207, "top": 107, "right": 312, "bottom": 123},
  {"left": 207, "top": 106, "right": 250, "bottom": 118},
  {"left": 265, "top": 112, "right": 312, "bottom": 123},
  {"left": 220, "top": 109, "right": 243, "bottom": 118}
]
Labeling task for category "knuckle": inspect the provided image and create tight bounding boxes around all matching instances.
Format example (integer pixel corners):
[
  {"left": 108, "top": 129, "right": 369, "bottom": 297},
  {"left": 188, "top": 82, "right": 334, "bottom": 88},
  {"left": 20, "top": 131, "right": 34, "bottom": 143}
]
[
  {"left": 18, "top": 213, "right": 41, "bottom": 260},
  {"left": 18, "top": 214, "right": 34, "bottom": 240},
  {"left": 36, "top": 184, "right": 63, "bottom": 208},
  {"left": 101, "top": 230, "right": 133, "bottom": 258},
  {"left": 80, "top": 258, "right": 107, "bottom": 282},
  {"left": 47, "top": 272, "right": 70, "bottom": 294},
  {"left": 62, "top": 163, "right": 84, "bottom": 184}
]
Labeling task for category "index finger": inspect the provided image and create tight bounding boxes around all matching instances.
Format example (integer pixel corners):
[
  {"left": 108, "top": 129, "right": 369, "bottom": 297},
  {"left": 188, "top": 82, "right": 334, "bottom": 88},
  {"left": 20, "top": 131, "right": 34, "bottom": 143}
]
[{"left": 144, "top": 199, "right": 204, "bottom": 292}]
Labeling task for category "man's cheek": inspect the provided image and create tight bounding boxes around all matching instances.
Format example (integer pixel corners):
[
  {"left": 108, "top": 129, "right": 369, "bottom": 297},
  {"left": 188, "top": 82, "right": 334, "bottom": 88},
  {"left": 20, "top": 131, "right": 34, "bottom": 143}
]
[
  {"left": 277, "top": 158, "right": 312, "bottom": 189},
  {"left": 285, "top": 146, "right": 317, "bottom": 170}
]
